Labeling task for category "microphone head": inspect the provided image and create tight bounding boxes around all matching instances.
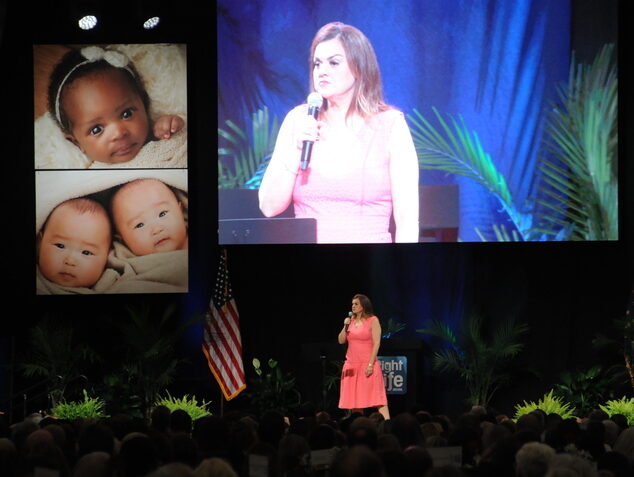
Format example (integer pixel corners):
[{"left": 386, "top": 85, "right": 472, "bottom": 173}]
[
  {"left": 307, "top": 92, "right": 323, "bottom": 109},
  {"left": 348, "top": 311, "right": 353, "bottom": 317}
]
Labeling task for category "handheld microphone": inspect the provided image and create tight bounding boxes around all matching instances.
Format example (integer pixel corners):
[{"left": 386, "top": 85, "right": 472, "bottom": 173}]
[
  {"left": 344, "top": 311, "right": 353, "bottom": 332},
  {"left": 300, "top": 92, "right": 323, "bottom": 171}
]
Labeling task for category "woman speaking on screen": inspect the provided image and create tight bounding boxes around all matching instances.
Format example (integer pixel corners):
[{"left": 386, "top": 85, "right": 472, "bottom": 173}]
[{"left": 258, "top": 22, "right": 419, "bottom": 244}]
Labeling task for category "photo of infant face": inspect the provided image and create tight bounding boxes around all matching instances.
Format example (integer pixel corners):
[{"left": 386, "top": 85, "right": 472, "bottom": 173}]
[
  {"left": 111, "top": 178, "right": 188, "bottom": 256},
  {"left": 35, "top": 170, "right": 188, "bottom": 295},
  {"left": 38, "top": 199, "right": 112, "bottom": 288},
  {"left": 62, "top": 68, "right": 151, "bottom": 164},
  {"left": 34, "top": 43, "right": 187, "bottom": 170}
]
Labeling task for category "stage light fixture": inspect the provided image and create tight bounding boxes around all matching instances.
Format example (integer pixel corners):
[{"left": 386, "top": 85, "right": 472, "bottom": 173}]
[
  {"left": 138, "top": 0, "right": 165, "bottom": 31},
  {"left": 72, "top": 0, "right": 101, "bottom": 31},
  {"left": 78, "top": 15, "right": 98, "bottom": 30},
  {"left": 143, "top": 16, "right": 161, "bottom": 30}
]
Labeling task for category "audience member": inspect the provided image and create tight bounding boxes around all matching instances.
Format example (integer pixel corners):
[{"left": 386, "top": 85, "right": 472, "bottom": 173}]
[
  {"left": 3, "top": 400, "right": 634, "bottom": 477},
  {"left": 515, "top": 441, "right": 556, "bottom": 477}
]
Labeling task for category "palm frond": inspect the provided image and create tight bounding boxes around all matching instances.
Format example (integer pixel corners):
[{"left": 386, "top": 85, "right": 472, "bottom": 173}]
[
  {"left": 537, "top": 44, "right": 618, "bottom": 240},
  {"left": 418, "top": 313, "right": 529, "bottom": 406},
  {"left": 408, "top": 108, "right": 530, "bottom": 239},
  {"left": 218, "top": 106, "right": 280, "bottom": 189}
]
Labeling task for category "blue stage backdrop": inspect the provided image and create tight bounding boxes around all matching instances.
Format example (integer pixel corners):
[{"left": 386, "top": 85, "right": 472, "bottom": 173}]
[{"left": 217, "top": 0, "right": 571, "bottom": 241}]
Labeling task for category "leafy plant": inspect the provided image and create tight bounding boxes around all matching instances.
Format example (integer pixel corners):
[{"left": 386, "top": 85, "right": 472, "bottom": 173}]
[
  {"left": 514, "top": 390, "right": 576, "bottom": 420},
  {"left": 19, "top": 316, "right": 101, "bottom": 408},
  {"left": 418, "top": 312, "right": 529, "bottom": 406},
  {"left": 218, "top": 106, "right": 280, "bottom": 189},
  {"left": 600, "top": 397, "right": 634, "bottom": 426},
  {"left": 52, "top": 389, "right": 107, "bottom": 420},
  {"left": 102, "top": 303, "right": 201, "bottom": 418},
  {"left": 323, "top": 360, "right": 344, "bottom": 392},
  {"left": 154, "top": 391, "right": 212, "bottom": 421},
  {"left": 408, "top": 107, "right": 532, "bottom": 240},
  {"left": 407, "top": 44, "right": 617, "bottom": 242},
  {"left": 382, "top": 318, "right": 406, "bottom": 338},
  {"left": 246, "top": 358, "right": 301, "bottom": 416},
  {"left": 553, "top": 365, "right": 623, "bottom": 418},
  {"left": 592, "top": 306, "right": 634, "bottom": 392},
  {"left": 536, "top": 43, "right": 617, "bottom": 240}
]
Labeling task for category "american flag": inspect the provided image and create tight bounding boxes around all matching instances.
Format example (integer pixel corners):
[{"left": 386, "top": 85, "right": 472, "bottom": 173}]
[{"left": 203, "top": 248, "right": 246, "bottom": 400}]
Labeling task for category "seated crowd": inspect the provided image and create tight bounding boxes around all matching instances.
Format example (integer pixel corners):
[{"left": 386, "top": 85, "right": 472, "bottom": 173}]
[{"left": 0, "top": 402, "right": 633, "bottom": 477}]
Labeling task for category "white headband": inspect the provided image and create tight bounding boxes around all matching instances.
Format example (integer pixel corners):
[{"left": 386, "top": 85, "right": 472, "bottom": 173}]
[{"left": 54, "top": 46, "right": 136, "bottom": 126}]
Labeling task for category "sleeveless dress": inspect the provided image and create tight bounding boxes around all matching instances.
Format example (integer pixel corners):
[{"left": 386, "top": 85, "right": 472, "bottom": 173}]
[
  {"left": 287, "top": 107, "right": 407, "bottom": 243},
  {"left": 339, "top": 316, "right": 388, "bottom": 409}
]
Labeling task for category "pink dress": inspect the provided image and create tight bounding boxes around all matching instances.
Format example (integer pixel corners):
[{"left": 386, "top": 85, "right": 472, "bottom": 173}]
[
  {"left": 339, "top": 316, "right": 387, "bottom": 409},
  {"left": 288, "top": 107, "right": 407, "bottom": 243}
]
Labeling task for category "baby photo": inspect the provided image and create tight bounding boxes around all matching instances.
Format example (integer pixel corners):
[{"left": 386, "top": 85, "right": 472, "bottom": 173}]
[
  {"left": 34, "top": 44, "right": 187, "bottom": 169},
  {"left": 36, "top": 170, "right": 188, "bottom": 295}
]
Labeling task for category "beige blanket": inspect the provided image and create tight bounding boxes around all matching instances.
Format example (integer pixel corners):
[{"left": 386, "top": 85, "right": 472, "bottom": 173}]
[{"left": 36, "top": 247, "right": 188, "bottom": 295}]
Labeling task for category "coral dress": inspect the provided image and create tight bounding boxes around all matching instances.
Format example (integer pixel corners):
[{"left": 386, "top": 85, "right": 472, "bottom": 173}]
[
  {"left": 287, "top": 107, "right": 407, "bottom": 243},
  {"left": 339, "top": 316, "right": 388, "bottom": 409}
]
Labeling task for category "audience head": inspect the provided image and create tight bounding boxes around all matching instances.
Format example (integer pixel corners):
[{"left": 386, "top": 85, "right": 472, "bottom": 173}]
[
  {"left": 170, "top": 409, "right": 193, "bottom": 435},
  {"left": 545, "top": 453, "right": 598, "bottom": 477},
  {"left": 403, "top": 445, "right": 433, "bottom": 476},
  {"left": 194, "top": 457, "right": 238, "bottom": 477},
  {"left": 72, "top": 451, "right": 113, "bottom": 477},
  {"left": 612, "top": 427, "right": 634, "bottom": 465},
  {"left": 78, "top": 422, "right": 115, "bottom": 457},
  {"left": 118, "top": 433, "right": 160, "bottom": 477},
  {"left": 150, "top": 405, "right": 171, "bottom": 433},
  {"left": 390, "top": 412, "right": 424, "bottom": 449},
  {"left": 515, "top": 441, "right": 556, "bottom": 477},
  {"left": 330, "top": 445, "right": 385, "bottom": 477},
  {"left": 348, "top": 416, "right": 378, "bottom": 449}
]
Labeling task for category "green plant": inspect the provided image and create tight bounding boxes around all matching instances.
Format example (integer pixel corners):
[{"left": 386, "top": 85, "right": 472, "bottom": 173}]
[
  {"left": 218, "top": 106, "right": 280, "bottom": 189},
  {"left": 537, "top": 43, "right": 617, "bottom": 240},
  {"left": 246, "top": 358, "right": 301, "bottom": 416},
  {"left": 407, "top": 44, "right": 617, "bottom": 242},
  {"left": 102, "top": 303, "right": 201, "bottom": 418},
  {"left": 323, "top": 360, "right": 344, "bottom": 392},
  {"left": 553, "top": 365, "right": 623, "bottom": 418},
  {"left": 154, "top": 391, "right": 212, "bottom": 421},
  {"left": 19, "top": 316, "right": 101, "bottom": 408},
  {"left": 592, "top": 309, "right": 634, "bottom": 392},
  {"left": 514, "top": 390, "right": 576, "bottom": 420},
  {"left": 418, "top": 312, "right": 529, "bottom": 406},
  {"left": 382, "top": 318, "right": 406, "bottom": 338},
  {"left": 600, "top": 397, "right": 634, "bottom": 426},
  {"left": 52, "top": 389, "right": 107, "bottom": 420},
  {"left": 408, "top": 107, "right": 532, "bottom": 241}
]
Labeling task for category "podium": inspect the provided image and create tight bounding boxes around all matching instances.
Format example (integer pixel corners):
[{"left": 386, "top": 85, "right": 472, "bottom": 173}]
[
  {"left": 300, "top": 338, "right": 425, "bottom": 415},
  {"left": 218, "top": 189, "right": 317, "bottom": 243}
]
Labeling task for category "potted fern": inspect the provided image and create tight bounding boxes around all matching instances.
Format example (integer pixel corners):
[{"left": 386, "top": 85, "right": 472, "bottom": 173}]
[
  {"left": 52, "top": 389, "right": 108, "bottom": 420},
  {"left": 513, "top": 390, "right": 576, "bottom": 420},
  {"left": 418, "top": 312, "right": 529, "bottom": 407}
]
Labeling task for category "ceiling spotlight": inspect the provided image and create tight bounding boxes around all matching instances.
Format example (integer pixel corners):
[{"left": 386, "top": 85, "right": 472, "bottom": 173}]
[
  {"left": 138, "top": 0, "right": 165, "bottom": 31},
  {"left": 73, "top": 0, "right": 101, "bottom": 31},
  {"left": 78, "top": 15, "right": 98, "bottom": 30},
  {"left": 143, "top": 16, "right": 161, "bottom": 30}
]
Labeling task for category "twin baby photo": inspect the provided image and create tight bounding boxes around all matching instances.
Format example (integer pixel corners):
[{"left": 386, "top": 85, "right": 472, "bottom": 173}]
[{"left": 34, "top": 44, "right": 189, "bottom": 294}]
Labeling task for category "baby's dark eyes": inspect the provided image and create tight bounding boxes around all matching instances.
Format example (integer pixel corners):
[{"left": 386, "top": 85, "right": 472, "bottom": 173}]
[
  {"left": 81, "top": 250, "right": 95, "bottom": 256},
  {"left": 54, "top": 243, "right": 65, "bottom": 249},
  {"left": 159, "top": 210, "right": 168, "bottom": 218},
  {"left": 134, "top": 222, "right": 145, "bottom": 229},
  {"left": 122, "top": 108, "right": 135, "bottom": 119},
  {"left": 89, "top": 125, "right": 103, "bottom": 135}
]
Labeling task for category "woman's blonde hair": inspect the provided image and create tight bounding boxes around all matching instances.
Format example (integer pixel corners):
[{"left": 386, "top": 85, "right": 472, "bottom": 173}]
[{"left": 309, "top": 22, "right": 387, "bottom": 119}]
